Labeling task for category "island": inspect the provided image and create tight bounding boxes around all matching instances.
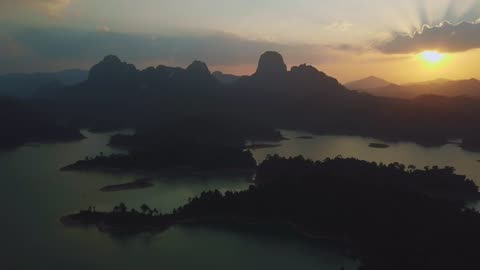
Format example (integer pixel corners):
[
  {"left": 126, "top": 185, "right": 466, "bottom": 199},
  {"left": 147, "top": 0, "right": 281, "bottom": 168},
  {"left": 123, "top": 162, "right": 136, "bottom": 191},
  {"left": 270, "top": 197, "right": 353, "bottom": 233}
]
[
  {"left": 61, "top": 146, "right": 257, "bottom": 174},
  {"left": 100, "top": 178, "right": 153, "bottom": 192},
  {"left": 368, "top": 143, "right": 390, "bottom": 149},
  {"left": 62, "top": 155, "right": 480, "bottom": 270}
]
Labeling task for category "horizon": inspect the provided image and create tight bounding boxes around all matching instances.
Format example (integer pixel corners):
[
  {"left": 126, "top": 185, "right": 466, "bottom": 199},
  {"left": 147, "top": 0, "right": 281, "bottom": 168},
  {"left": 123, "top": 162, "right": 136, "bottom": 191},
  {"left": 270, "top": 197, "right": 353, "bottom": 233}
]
[
  {"left": 2, "top": 0, "right": 480, "bottom": 83},
  {"left": 1, "top": 52, "right": 478, "bottom": 85}
]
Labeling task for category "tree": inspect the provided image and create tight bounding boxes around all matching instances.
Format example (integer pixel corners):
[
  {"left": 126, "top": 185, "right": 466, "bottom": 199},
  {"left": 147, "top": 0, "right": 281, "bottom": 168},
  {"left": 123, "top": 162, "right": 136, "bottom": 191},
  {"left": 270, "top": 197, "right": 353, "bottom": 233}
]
[{"left": 140, "top": 203, "right": 151, "bottom": 214}]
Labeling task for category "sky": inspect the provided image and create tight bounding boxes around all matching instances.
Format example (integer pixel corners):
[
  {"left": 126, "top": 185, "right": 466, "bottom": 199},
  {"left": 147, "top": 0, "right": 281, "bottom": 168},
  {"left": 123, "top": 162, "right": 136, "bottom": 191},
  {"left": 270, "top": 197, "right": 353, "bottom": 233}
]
[{"left": 2, "top": 0, "right": 480, "bottom": 83}]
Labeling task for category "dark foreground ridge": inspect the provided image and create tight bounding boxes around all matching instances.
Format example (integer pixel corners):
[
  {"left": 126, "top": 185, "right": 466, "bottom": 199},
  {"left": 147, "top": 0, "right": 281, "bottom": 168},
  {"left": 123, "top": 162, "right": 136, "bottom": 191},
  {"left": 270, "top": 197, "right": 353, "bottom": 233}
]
[
  {"left": 62, "top": 155, "right": 480, "bottom": 270},
  {"left": 0, "top": 97, "right": 85, "bottom": 149}
]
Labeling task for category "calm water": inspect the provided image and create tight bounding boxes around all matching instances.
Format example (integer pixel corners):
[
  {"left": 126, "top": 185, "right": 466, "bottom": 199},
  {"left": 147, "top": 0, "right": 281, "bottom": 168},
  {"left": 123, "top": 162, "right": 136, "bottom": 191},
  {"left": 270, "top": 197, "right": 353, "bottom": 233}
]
[
  {"left": 0, "top": 130, "right": 354, "bottom": 270},
  {"left": 252, "top": 130, "right": 480, "bottom": 185},
  {"left": 2, "top": 129, "right": 480, "bottom": 269}
]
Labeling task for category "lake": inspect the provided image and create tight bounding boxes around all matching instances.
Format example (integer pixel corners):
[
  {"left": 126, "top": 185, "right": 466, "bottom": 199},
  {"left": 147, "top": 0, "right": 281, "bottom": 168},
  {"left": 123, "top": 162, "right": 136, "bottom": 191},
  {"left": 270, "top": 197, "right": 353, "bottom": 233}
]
[{"left": 2, "top": 129, "right": 480, "bottom": 269}]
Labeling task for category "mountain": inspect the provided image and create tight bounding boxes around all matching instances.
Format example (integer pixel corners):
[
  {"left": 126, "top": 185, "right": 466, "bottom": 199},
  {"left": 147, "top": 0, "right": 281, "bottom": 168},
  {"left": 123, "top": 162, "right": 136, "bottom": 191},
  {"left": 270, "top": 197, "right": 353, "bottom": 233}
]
[
  {"left": 364, "top": 78, "right": 480, "bottom": 99},
  {"left": 0, "top": 69, "right": 87, "bottom": 98},
  {"left": 345, "top": 76, "right": 393, "bottom": 90},
  {"left": 31, "top": 51, "right": 480, "bottom": 150},
  {"left": 212, "top": 71, "right": 241, "bottom": 84},
  {"left": 255, "top": 51, "right": 288, "bottom": 76},
  {"left": 236, "top": 51, "right": 346, "bottom": 95}
]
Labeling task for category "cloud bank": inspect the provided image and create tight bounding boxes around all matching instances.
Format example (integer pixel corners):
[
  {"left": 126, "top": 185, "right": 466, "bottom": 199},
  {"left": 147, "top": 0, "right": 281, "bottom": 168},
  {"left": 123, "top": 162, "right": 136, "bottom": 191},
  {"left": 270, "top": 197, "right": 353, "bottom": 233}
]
[
  {"left": 377, "top": 20, "right": 480, "bottom": 54},
  {"left": 0, "top": 27, "right": 352, "bottom": 74}
]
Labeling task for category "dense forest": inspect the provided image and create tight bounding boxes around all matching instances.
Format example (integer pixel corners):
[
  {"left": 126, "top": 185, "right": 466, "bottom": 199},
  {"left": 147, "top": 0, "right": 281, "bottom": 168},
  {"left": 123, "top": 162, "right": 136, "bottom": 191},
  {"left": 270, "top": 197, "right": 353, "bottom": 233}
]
[
  {"left": 0, "top": 97, "right": 84, "bottom": 149},
  {"left": 63, "top": 155, "right": 480, "bottom": 270}
]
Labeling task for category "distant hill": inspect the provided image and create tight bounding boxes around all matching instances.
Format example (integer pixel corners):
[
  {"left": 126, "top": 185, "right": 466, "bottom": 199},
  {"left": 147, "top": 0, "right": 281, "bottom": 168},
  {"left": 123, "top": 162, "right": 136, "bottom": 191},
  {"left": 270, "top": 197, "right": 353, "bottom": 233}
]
[
  {"left": 363, "top": 78, "right": 480, "bottom": 99},
  {"left": 404, "top": 78, "right": 452, "bottom": 86},
  {"left": 212, "top": 71, "right": 241, "bottom": 84},
  {"left": 0, "top": 69, "right": 88, "bottom": 98},
  {"left": 345, "top": 76, "right": 393, "bottom": 90}
]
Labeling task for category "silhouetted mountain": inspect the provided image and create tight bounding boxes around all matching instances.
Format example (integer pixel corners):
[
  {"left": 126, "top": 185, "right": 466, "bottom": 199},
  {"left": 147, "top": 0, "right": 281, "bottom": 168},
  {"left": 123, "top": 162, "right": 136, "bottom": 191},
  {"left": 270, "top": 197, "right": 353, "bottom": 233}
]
[
  {"left": 255, "top": 51, "right": 288, "bottom": 76},
  {"left": 363, "top": 78, "right": 480, "bottom": 99},
  {"left": 26, "top": 51, "right": 480, "bottom": 151},
  {"left": 345, "top": 76, "right": 393, "bottom": 90},
  {"left": 212, "top": 71, "right": 241, "bottom": 84},
  {"left": 88, "top": 55, "right": 138, "bottom": 86},
  {"left": 0, "top": 69, "right": 87, "bottom": 98}
]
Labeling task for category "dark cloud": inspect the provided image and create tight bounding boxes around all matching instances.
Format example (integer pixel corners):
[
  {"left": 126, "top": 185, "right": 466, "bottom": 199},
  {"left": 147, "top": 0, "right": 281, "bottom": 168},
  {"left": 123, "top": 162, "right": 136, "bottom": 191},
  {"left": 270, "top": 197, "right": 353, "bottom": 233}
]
[
  {"left": 0, "top": 27, "right": 344, "bottom": 74},
  {"left": 377, "top": 21, "right": 480, "bottom": 54}
]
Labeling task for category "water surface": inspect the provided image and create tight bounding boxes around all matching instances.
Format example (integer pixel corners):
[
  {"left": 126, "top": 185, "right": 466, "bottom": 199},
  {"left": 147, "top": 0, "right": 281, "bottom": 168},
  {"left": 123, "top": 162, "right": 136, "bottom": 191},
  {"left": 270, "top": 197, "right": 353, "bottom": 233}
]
[{"left": 1, "top": 130, "right": 356, "bottom": 270}]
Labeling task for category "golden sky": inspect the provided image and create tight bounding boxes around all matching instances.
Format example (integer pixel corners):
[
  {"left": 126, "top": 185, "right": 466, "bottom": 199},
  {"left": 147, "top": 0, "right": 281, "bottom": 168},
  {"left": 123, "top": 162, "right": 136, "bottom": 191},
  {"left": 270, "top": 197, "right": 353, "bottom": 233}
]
[{"left": 1, "top": 0, "right": 480, "bottom": 83}]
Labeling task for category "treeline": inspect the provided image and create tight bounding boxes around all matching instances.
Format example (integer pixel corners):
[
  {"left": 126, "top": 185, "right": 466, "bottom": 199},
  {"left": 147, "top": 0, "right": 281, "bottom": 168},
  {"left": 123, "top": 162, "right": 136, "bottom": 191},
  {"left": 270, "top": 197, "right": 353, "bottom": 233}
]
[
  {"left": 255, "top": 155, "right": 479, "bottom": 200},
  {"left": 62, "top": 146, "right": 256, "bottom": 172},
  {"left": 173, "top": 156, "right": 480, "bottom": 270}
]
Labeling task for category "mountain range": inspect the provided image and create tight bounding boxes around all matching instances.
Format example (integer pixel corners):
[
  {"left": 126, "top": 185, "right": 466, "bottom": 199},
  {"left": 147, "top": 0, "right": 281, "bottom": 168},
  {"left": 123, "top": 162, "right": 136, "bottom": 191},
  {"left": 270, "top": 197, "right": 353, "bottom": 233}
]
[
  {"left": 0, "top": 69, "right": 88, "bottom": 98},
  {"left": 3, "top": 51, "right": 480, "bottom": 151},
  {"left": 346, "top": 76, "right": 480, "bottom": 99}
]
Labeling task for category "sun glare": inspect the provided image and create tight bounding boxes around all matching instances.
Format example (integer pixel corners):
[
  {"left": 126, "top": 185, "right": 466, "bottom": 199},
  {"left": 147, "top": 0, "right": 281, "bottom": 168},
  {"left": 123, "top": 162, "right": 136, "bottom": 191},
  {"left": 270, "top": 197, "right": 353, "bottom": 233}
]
[{"left": 419, "top": 51, "right": 445, "bottom": 64}]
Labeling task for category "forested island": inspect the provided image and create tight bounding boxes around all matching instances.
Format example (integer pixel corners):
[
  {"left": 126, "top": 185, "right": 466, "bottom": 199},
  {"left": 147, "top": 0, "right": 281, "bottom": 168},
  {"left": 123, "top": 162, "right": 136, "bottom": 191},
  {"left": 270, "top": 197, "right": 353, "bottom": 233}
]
[
  {"left": 61, "top": 146, "right": 256, "bottom": 173},
  {"left": 62, "top": 155, "right": 480, "bottom": 270}
]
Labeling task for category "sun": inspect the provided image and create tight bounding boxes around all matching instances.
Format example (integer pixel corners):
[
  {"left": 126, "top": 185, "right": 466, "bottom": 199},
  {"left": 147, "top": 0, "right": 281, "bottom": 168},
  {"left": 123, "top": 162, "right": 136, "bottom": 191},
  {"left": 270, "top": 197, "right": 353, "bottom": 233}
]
[{"left": 419, "top": 51, "right": 445, "bottom": 64}]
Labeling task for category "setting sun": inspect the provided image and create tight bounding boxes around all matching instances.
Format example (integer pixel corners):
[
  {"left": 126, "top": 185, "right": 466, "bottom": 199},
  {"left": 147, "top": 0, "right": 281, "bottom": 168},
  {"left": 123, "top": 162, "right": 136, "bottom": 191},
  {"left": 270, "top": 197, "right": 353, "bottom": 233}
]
[{"left": 419, "top": 51, "right": 445, "bottom": 64}]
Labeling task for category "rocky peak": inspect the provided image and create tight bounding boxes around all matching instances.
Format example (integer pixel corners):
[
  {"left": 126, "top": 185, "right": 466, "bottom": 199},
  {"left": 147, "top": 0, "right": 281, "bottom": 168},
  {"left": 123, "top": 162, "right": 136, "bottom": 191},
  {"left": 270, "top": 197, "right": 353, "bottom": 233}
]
[
  {"left": 186, "top": 60, "right": 211, "bottom": 76},
  {"left": 255, "top": 51, "right": 287, "bottom": 76},
  {"left": 88, "top": 55, "right": 137, "bottom": 83}
]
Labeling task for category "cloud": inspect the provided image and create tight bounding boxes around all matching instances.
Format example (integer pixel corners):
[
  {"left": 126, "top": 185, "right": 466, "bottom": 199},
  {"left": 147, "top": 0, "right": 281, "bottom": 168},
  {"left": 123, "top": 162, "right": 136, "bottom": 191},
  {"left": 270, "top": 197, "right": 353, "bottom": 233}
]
[
  {"left": 0, "top": 0, "right": 71, "bottom": 17},
  {"left": 325, "top": 44, "right": 370, "bottom": 54},
  {"left": 325, "top": 21, "right": 353, "bottom": 32},
  {"left": 376, "top": 20, "right": 480, "bottom": 54},
  {"left": 0, "top": 26, "right": 352, "bottom": 74}
]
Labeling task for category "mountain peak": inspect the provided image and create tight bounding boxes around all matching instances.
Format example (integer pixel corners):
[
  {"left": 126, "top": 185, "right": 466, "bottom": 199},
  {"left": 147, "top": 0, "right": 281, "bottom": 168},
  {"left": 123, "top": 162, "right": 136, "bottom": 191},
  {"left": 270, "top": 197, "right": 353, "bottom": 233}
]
[
  {"left": 290, "top": 64, "right": 323, "bottom": 75},
  {"left": 88, "top": 55, "right": 137, "bottom": 83},
  {"left": 255, "top": 51, "right": 287, "bottom": 76},
  {"left": 186, "top": 60, "right": 211, "bottom": 76},
  {"left": 345, "top": 76, "right": 392, "bottom": 90},
  {"left": 102, "top": 55, "right": 122, "bottom": 64}
]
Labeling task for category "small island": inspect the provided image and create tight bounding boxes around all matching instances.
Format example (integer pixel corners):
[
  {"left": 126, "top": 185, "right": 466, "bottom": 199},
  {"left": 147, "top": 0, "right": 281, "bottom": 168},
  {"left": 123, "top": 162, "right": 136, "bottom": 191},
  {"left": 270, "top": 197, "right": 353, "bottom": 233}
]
[
  {"left": 368, "top": 143, "right": 390, "bottom": 149},
  {"left": 100, "top": 178, "right": 153, "bottom": 192}
]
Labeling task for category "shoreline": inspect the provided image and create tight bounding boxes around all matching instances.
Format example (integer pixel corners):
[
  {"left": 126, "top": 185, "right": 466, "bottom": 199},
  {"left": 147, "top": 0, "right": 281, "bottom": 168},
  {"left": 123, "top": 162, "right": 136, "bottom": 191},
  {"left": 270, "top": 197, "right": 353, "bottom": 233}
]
[
  {"left": 60, "top": 211, "right": 347, "bottom": 244},
  {"left": 100, "top": 178, "right": 154, "bottom": 192}
]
